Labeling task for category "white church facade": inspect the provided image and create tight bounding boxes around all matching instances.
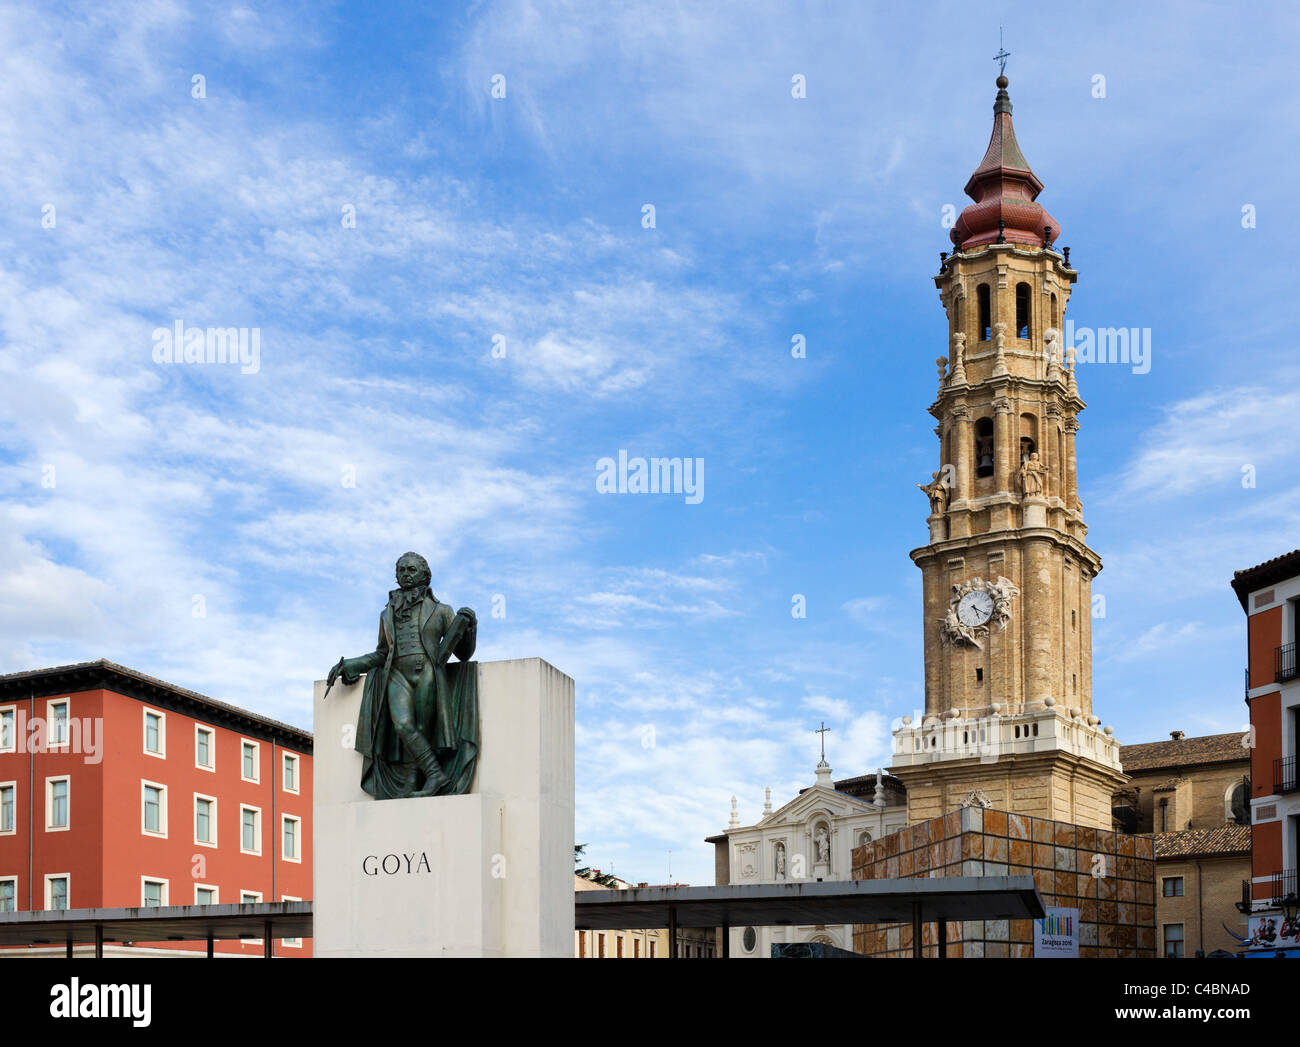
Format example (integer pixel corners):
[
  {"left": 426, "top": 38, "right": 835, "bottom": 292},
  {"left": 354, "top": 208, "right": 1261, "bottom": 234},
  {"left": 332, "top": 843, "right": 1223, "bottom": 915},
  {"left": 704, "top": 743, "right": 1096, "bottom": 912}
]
[{"left": 709, "top": 760, "right": 908, "bottom": 957}]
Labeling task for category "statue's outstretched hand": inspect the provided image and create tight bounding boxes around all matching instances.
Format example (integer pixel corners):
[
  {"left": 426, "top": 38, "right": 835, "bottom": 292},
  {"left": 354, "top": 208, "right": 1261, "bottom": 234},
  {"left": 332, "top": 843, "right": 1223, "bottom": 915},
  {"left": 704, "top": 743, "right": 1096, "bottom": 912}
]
[{"left": 325, "top": 657, "right": 346, "bottom": 692}]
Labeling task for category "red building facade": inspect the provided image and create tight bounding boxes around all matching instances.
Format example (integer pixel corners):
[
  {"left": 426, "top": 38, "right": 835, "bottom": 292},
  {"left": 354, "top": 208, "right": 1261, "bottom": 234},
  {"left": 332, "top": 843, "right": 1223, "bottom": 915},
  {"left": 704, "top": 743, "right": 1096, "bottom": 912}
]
[
  {"left": 1233, "top": 551, "right": 1300, "bottom": 951},
  {"left": 0, "top": 660, "right": 313, "bottom": 956}
]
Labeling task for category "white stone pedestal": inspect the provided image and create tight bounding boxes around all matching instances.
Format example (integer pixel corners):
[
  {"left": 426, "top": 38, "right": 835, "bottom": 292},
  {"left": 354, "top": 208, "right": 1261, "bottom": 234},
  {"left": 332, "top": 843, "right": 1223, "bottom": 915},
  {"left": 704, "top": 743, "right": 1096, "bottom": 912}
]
[
  {"left": 1021, "top": 496, "right": 1047, "bottom": 528},
  {"left": 313, "top": 657, "right": 575, "bottom": 957}
]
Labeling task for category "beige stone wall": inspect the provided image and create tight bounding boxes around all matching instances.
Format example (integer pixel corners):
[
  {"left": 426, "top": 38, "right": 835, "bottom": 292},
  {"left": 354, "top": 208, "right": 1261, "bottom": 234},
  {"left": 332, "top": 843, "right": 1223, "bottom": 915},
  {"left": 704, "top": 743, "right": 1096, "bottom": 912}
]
[
  {"left": 1153, "top": 855, "right": 1251, "bottom": 956},
  {"left": 892, "top": 751, "right": 1125, "bottom": 832},
  {"left": 1126, "top": 760, "right": 1249, "bottom": 833}
]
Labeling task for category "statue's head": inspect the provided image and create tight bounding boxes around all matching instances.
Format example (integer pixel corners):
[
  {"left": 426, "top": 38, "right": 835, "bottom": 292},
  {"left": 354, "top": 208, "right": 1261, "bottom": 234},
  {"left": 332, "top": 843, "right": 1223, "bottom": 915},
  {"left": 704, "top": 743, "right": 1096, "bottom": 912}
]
[
  {"left": 395, "top": 552, "right": 431, "bottom": 590},
  {"left": 1030, "top": 451, "right": 1040, "bottom": 462}
]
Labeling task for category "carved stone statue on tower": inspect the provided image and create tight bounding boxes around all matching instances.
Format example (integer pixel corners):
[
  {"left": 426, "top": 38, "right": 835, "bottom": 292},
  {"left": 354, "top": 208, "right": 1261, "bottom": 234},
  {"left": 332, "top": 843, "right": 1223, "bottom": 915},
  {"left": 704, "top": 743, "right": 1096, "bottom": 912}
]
[
  {"left": 1018, "top": 451, "right": 1046, "bottom": 497},
  {"left": 917, "top": 471, "right": 950, "bottom": 516}
]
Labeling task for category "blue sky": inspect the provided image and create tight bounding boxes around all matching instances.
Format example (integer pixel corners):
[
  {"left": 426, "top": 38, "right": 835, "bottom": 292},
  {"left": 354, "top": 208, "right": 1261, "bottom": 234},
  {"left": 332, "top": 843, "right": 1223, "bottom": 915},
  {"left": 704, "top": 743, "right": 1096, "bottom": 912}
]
[{"left": 1, "top": 1, "right": 1298, "bottom": 885}]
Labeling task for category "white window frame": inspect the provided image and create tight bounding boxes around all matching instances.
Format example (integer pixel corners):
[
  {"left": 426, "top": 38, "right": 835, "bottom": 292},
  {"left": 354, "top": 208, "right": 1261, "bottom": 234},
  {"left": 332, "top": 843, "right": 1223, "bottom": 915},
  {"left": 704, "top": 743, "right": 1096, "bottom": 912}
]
[
  {"left": 281, "top": 894, "right": 302, "bottom": 947},
  {"left": 195, "top": 724, "right": 215, "bottom": 772},
  {"left": 0, "top": 704, "right": 16, "bottom": 753},
  {"left": 142, "top": 707, "right": 166, "bottom": 759},
  {"left": 241, "top": 891, "right": 263, "bottom": 945},
  {"left": 44, "top": 872, "right": 70, "bottom": 911},
  {"left": 46, "top": 698, "right": 69, "bottom": 750},
  {"left": 141, "top": 876, "right": 168, "bottom": 907},
  {"left": 195, "top": 883, "right": 219, "bottom": 905},
  {"left": 241, "top": 739, "right": 260, "bottom": 783},
  {"left": 45, "top": 775, "right": 70, "bottom": 832},
  {"left": 0, "top": 875, "right": 16, "bottom": 913},
  {"left": 141, "top": 779, "right": 168, "bottom": 839},
  {"left": 282, "top": 752, "right": 299, "bottom": 795},
  {"left": 240, "top": 804, "right": 262, "bottom": 856},
  {"left": 281, "top": 813, "right": 302, "bottom": 863},
  {"left": 0, "top": 780, "right": 16, "bottom": 836},
  {"left": 194, "top": 792, "right": 218, "bottom": 848}
]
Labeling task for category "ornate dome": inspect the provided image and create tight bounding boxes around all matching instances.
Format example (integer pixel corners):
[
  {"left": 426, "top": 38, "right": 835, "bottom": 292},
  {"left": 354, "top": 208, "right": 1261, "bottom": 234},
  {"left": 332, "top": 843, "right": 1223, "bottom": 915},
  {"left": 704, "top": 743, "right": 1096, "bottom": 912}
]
[{"left": 951, "top": 76, "right": 1058, "bottom": 251}]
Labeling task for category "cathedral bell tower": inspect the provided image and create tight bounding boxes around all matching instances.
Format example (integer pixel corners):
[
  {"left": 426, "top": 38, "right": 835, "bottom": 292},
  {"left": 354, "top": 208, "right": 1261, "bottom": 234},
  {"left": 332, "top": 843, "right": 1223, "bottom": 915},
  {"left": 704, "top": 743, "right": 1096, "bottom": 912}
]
[{"left": 888, "top": 76, "right": 1124, "bottom": 831}]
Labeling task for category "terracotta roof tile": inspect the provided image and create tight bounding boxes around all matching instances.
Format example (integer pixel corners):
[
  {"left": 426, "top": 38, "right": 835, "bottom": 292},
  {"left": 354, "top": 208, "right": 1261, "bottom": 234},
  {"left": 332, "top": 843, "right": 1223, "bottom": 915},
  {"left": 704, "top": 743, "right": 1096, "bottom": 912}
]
[
  {"left": 1152, "top": 824, "right": 1251, "bottom": 859},
  {"left": 1231, "top": 548, "right": 1300, "bottom": 609},
  {"left": 1120, "top": 732, "right": 1249, "bottom": 772}
]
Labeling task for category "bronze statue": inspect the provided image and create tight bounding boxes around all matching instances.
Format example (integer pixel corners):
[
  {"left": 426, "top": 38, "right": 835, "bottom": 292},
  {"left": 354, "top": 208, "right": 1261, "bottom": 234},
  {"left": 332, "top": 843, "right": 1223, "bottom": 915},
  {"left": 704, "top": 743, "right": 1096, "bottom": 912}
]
[{"left": 326, "top": 552, "right": 478, "bottom": 799}]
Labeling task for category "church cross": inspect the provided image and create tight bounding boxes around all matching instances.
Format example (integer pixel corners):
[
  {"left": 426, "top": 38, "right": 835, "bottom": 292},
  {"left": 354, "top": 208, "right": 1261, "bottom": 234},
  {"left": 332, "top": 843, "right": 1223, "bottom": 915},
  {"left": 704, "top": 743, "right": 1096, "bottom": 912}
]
[
  {"left": 993, "top": 25, "right": 1010, "bottom": 77},
  {"left": 814, "top": 721, "right": 831, "bottom": 762}
]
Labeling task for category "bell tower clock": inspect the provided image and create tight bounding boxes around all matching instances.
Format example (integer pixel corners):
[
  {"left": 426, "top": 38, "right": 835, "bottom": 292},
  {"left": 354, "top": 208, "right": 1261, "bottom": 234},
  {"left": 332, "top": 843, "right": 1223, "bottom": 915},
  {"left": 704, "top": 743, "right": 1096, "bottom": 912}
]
[{"left": 888, "top": 75, "right": 1125, "bottom": 832}]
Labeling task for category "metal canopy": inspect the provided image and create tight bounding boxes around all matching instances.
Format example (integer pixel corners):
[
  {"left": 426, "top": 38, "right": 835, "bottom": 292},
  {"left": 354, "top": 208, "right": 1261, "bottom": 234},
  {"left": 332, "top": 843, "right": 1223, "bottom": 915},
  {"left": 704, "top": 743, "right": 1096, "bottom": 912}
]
[
  {"left": 0, "top": 902, "right": 312, "bottom": 949},
  {"left": 574, "top": 876, "right": 1044, "bottom": 930}
]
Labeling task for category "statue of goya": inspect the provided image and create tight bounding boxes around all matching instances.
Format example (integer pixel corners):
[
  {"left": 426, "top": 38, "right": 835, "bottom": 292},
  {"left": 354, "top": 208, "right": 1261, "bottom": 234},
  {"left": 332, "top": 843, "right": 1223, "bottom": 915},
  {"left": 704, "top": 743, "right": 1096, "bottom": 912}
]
[{"left": 326, "top": 552, "right": 478, "bottom": 799}]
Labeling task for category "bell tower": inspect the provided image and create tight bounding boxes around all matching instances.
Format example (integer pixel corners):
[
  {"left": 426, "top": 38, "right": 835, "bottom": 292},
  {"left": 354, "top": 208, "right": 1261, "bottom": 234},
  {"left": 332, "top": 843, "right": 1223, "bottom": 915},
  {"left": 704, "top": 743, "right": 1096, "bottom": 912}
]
[{"left": 889, "top": 75, "right": 1125, "bottom": 831}]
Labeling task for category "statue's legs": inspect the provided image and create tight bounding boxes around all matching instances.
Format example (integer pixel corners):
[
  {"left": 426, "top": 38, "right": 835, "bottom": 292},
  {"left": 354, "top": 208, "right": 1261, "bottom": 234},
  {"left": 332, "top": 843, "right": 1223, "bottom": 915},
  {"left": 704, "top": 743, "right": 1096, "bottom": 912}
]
[{"left": 388, "top": 663, "right": 449, "bottom": 797}]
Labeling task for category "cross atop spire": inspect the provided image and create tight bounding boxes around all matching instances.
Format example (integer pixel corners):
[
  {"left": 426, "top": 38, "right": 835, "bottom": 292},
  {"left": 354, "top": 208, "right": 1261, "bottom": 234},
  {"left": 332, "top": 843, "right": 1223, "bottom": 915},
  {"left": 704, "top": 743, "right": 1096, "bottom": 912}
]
[
  {"left": 813, "top": 721, "right": 831, "bottom": 764},
  {"left": 993, "top": 24, "right": 1010, "bottom": 78}
]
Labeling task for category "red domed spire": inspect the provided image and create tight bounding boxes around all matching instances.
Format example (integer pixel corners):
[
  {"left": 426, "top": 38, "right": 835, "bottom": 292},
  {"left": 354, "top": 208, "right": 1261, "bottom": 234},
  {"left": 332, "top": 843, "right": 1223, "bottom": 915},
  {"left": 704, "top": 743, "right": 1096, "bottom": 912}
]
[{"left": 951, "top": 77, "right": 1058, "bottom": 251}]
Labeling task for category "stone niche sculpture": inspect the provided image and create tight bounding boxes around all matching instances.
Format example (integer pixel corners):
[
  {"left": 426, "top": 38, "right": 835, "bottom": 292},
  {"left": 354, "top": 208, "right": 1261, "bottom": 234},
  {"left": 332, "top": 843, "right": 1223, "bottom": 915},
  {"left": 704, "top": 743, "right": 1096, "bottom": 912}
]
[{"left": 325, "top": 551, "right": 478, "bottom": 799}]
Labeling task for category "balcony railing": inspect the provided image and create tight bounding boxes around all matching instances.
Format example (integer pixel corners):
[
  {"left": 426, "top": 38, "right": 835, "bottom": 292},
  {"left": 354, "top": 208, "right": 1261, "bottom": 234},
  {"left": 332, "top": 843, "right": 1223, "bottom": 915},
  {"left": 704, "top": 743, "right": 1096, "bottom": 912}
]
[
  {"left": 1271, "top": 869, "right": 1298, "bottom": 906},
  {"left": 1277, "top": 756, "right": 1299, "bottom": 795},
  {"left": 1277, "top": 642, "right": 1298, "bottom": 684},
  {"left": 1241, "top": 871, "right": 1300, "bottom": 912}
]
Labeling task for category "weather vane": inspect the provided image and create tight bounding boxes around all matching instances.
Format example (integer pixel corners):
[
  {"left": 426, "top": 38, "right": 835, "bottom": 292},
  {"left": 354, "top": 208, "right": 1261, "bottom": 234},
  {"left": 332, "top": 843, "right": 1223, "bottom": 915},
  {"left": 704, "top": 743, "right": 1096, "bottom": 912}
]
[{"left": 993, "top": 24, "right": 1010, "bottom": 77}]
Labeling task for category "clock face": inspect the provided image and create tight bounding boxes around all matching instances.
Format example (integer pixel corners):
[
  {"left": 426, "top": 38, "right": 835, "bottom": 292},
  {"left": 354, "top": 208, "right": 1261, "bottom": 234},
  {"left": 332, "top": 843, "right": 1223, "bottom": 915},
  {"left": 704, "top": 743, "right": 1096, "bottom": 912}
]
[{"left": 957, "top": 589, "right": 995, "bottom": 627}]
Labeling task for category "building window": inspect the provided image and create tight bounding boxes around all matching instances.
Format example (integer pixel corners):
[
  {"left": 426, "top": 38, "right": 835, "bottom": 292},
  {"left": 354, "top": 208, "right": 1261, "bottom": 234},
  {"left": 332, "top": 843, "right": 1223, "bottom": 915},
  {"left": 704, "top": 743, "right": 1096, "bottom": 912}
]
[
  {"left": 282, "top": 814, "right": 301, "bottom": 862},
  {"left": 1162, "top": 877, "right": 1184, "bottom": 898},
  {"left": 975, "top": 416, "right": 995, "bottom": 478},
  {"left": 241, "top": 891, "right": 263, "bottom": 945},
  {"left": 1159, "top": 798, "right": 1169, "bottom": 833},
  {"left": 281, "top": 895, "right": 302, "bottom": 947},
  {"left": 195, "top": 726, "right": 214, "bottom": 771},
  {"left": 578, "top": 931, "right": 585, "bottom": 957},
  {"left": 195, "top": 795, "right": 216, "bottom": 847},
  {"left": 195, "top": 885, "right": 217, "bottom": 905},
  {"left": 977, "top": 284, "right": 991, "bottom": 341},
  {"left": 0, "top": 782, "right": 14, "bottom": 835},
  {"left": 143, "top": 708, "right": 165, "bottom": 757},
  {"left": 45, "top": 874, "right": 69, "bottom": 910},
  {"left": 1163, "top": 924, "right": 1185, "bottom": 958},
  {"left": 142, "top": 781, "right": 167, "bottom": 837},
  {"left": 634, "top": 938, "right": 640, "bottom": 958},
  {"left": 0, "top": 706, "right": 14, "bottom": 753},
  {"left": 46, "top": 776, "right": 70, "bottom": 831},
  {"left": 743, "top": 926, "right": 758, "bottom": 953},
  {"left": 241, "top": 805, "right": 261, "bottom": 855},
  {"left": 242, "top": 740, "right": 260, "bottom": 783},
  {"left": 0, "top": 877, "right": 15, "bottom": 913},
  {"left": 47, "top": 699, "right": 69, "bottom": 748},
  {"left": 649, "top": 940, "right": 656, "bottom": 958},
  {"left": 1229, "top": 781, "right": 1250, "bottom": 826},
  {"left": 598, "top": 934, "right": 606, "bottom": 958},
  {"left": 1050, "top": 292, "right": 1059, "bottom": 329},
  {"left": 283, "top": 752, "right": 299, "bottom": 794},
  {"left": 142, "top": 878, "right": 167, "bottom": 907},
  {"left": 617, "top": 935, "right": 624, "bottom": 958},
  {"left": 1015, "top": 282, "right": 1030, "bottom": 339}
]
